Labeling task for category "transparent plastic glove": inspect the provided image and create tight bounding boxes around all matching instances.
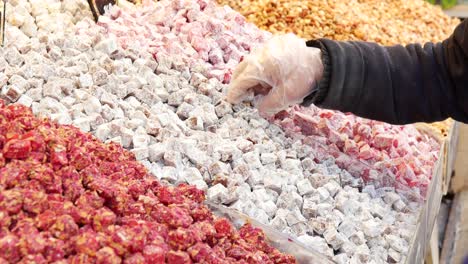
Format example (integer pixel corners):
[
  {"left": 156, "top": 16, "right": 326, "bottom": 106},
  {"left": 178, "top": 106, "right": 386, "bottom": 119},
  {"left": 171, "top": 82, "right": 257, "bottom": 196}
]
[{"left": 227, "top": 34, "right": 323, "bottom": 115}]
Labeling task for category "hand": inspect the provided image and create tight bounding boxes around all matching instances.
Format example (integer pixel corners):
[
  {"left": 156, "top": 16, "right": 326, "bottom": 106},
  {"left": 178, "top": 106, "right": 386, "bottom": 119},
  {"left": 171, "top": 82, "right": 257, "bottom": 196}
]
[{"left": 226, "top": 34, "right": 324, "bottom": 115}]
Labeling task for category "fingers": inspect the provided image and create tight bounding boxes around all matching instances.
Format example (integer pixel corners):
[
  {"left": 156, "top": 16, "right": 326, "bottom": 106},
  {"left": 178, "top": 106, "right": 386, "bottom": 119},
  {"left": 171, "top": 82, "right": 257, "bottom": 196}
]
[
  {"left": 256, "top": 87, "right": 287, "bottom": 115},
  {"left": 227, "top": 59, "right": 268, "bottom": 104},
  {"left": 226, "top": 77, "right": 261, "bottom": 104}
]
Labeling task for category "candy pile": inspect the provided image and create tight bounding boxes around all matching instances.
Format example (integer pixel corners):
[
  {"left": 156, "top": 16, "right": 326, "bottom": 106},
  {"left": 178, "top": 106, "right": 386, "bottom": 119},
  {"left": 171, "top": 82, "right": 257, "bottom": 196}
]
[
  {"left": 273, "top": 106, "right": 440, "bottom": 196},
  {"left": 93, "top": 0, "right": 270, "bottom": 84},
  {"left": 215, "top": 0, "right": 459, "bottom": 46},
  {"left": 0, "top": 101, "right": 296, "bottom": 263},
  {"left": 1, "top": 0, "right": 437, "bottom": 262}
]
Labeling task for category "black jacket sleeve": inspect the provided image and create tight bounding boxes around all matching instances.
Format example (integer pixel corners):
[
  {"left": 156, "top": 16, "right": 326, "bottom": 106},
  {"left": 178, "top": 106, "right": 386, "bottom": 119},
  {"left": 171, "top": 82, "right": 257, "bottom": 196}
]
[{"left": 302, "top": 19, "right": 468, "bottom": 125}]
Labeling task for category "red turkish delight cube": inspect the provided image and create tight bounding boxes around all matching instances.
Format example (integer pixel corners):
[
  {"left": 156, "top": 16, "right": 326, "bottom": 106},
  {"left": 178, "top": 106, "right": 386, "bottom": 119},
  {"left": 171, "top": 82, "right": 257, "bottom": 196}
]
[
  {"left": 50, "top": 215, "right": 79, "bottom": 240},
  {"left": 69, "top": 147, "right": 92, "bottom": 171},
  {"left": 227, "top": 245, "right": 248, "bottom": 260},
  {"left": 239, "top": 224, "right": 269, "bottom": 250},
  {"left": 0, "top": 234, "right": 21, "bottom": 263},
  {"left": 26, "top": 151, "right": 47, "bottom": 163},
  {"left": 19, "top": 232, "right": 47, "bottom": 256},
  {"left": 107, "top": 226, "right": 133, "bottom": 255},
  {"left": 160, "top": 205, "right": 193, "bottom": 228},
  {"left": 190, "top": 204, "right": 213, "bottom": 222},
  {"left": 23, "top": 189, "right": 48, "bottom": 215},
  {"left": 245, "top": 251, "right": 273, "bottom": 264},
  {"left": 80, "top": 164, "right": 102, "bottom": 187},
  {"left": 187, "top": 242, "right": 211, "bottom": 262},
  {"left": 93, "top": 207, "right": 116, "bottom": 231},
  {"left": 36, "top": 210, "right": 57, "bottom": 231},
  {"left": 145, "top": 222, "right": 169, "bottom": 241},
  {"left": 74, "top": 229, "right": 100, "bottom": 256},
  {"left": 343, "top": 139, "right": 358, "bottom": 155},
  {"left": 43, "top": 237, "right": 66, "bottom": 262},
  {"left": 63, "top": 179, "right": 85, "bottom": 202},
  {"left": 12, "top": 218, "right": 38, "bottom": 236},
  {"left": 95, "top": 247, "right": 122, "bottom": 264},
  {"left": 166, "top": 250, "right": 192, "bottom": 264},
  {"left": 50, "top": 147, "right": 69, "bottom": 169},
  {"left": 76, "top": 190, "right": 105, "bottom": 209},
  {"left": 358, "top": 144, "right": 374, "bottom": 160},
  {"left": 0, "top": 189, "right": 23, "bottom": 214},
  {"left": 0, "top": 211, "right": 11, "bottom": 229},
  {"left": 176, "top": 183, "right": 205, "bottom": 203},
  {"left": 127, "top": 180, "right": 146, "bottom": 199},
  {"left": 142, "top": 244, "right": 166, "bottom": 263},
  {"left": 20, "top": 131, "right": 45, "bottom": 152},
  {"left": 373, "top": 134, "right": 394, "bottom": 149},
  {"left": 214, "top": 218, "right": 233, "bottom": 238},
  {"left": 168, "top": 228, "right": 196, "bottom": 251},
  {"left": 0, "top": 161, "right": 28, "bottom": 188},
  {"left": 3, "top": 139, "right": 32, "bottom": 159}
]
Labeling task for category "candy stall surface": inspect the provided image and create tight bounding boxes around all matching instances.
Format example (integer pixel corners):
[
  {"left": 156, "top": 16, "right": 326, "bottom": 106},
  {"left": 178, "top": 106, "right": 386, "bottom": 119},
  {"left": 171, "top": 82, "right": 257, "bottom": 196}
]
[{"left": 1, "top": 0, "right": 448, "bottom": 263}]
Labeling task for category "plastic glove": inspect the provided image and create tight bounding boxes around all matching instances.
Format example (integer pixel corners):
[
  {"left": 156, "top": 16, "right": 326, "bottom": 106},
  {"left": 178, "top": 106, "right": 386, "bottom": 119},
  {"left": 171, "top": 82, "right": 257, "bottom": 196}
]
[{"left": 227, "top": 34, "right": 323, "bottom": 115}]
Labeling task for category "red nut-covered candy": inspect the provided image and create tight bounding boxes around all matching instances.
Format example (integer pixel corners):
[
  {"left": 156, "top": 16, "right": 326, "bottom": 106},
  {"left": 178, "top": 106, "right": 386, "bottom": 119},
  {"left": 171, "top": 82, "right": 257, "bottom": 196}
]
[
  {"left": 29, "top": 164, "right": 62, "bottom": 194},
  {"left": 95, "top": 247, "right": 122, "bottom": 264},
  {"left": 43, "top": 237, "right": 66, "bottom": 262},
  {"left": 166, "top": 250, "right": 192, "bottom": 264},
  {"left": 0, "top": 234, "right": 20, "bottom": 262},
  {"left": 187, "top": 242, "right": 212, "bottom": 262},
  {"left": 157, "top": 186, "right": 184, "bottom": 205},
  {"left": 93, "top": 207, "right": 116, "bottom": 231},
  {"left": 36, "top": 210, "right": 57, "bottom": 231},
  {"left": 12, "top": 218, "right": 38, "bottom": 236},
  {"left": 76, "top": 190, "right": 105, "bottom": 209},
  {"left": 176, "top": 184, "right": 205, "bottom": 203},
  {"left": 214, "top": 218, "right": 234, "bottom": 238},
  {"left": 190, "top": 204, "right": 213, "bottom": 222},
  {"left": 0, "top": 189, "right": 23, "bottom": 214},
  {"left": 0, "top": 210, "right": 11, "bottom": 229},
  {"left": 3, "top": 138, "right": 32, "bottom": 159},
  {"left": 159, "top": 205, "right": 193, "bottom": 228},
  {"left": 168, "top": 228, "right": 196, "bottom": 251},
  {"left": 69, "top": 147, "right": 92, "bottom": 171},
  {"left": 74, "top": 229, "right": 100, "bottom": 256},
  {"left": 227, "top": 244, "right": 249, "bottom": 260},
  {"left": 50, "top": 215, "right": 79, "bottom": 240},
  {"left": 0, "top": 162, "right": 28, "bottom": 188},
  {"left": 142, "top": 244, "right": 166, "bottom": 263},
  {"left": 50, "top": 145, "right": 69, "bottom": 168},
  {"left": 63, "top": 178, "right": 85, "bottom": 202},
  {"left": 108, "top": 226, "right": 133, "bottom": 255},
  {"left": 22, "top": 189, "right": 48, "bottom": 215}
]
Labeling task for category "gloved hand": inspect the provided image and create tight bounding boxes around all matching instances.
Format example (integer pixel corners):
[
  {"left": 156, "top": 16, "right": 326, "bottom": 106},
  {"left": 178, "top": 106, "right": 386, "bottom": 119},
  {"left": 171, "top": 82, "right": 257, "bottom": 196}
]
[{"left": 226, "top": 34, "right": 324, "bottom": 115}]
